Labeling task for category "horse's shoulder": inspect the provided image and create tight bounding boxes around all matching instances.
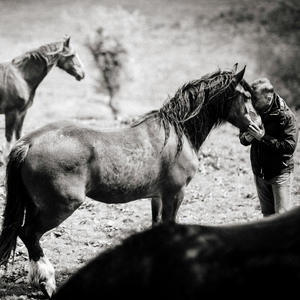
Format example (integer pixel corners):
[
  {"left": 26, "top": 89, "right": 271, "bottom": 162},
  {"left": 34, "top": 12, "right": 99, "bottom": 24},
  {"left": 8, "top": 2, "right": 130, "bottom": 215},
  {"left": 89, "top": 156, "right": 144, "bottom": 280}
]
[
  {"left": 0, "top": 63, "right": 29, "bottom": 99},
  {"left": 164, "top": 131, "right": 198, "bottom": 164},
  {"left": 161, "top": 133, "right": 198, "bottom": 187}
]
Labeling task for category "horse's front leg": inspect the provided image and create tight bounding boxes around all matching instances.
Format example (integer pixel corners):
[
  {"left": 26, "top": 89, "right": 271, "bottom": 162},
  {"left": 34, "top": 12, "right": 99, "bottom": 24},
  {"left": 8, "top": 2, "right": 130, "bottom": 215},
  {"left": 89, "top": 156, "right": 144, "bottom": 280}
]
[
  {"left": 161, "top": 187, "right": 185, "bottom": 224},
  {"left": 15, "top": 111, "right": 27, "bottom": 140},
  {"left": 151, "top": 196, "right": 162, "bottom": 226}
]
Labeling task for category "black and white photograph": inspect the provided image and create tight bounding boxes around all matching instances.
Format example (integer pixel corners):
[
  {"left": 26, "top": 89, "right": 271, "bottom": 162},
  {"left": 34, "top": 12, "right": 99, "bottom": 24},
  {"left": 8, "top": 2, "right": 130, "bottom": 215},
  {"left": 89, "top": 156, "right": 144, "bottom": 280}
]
[{"left": 0, "top": 0, "right": 299, "bottom": 299}]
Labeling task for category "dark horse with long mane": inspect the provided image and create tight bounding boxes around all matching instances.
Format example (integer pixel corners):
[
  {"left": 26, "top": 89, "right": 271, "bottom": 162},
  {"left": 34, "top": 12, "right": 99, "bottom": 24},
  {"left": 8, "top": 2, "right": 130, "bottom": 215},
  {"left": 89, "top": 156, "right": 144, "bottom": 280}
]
[
  {"left": 52, "top": 206, "right": 300, "bottom": 300},
  {"left": 0, "top": 65, "right": 261, "bottom": 297},
  {"left": 0, "top": 36, "right": 85, "bottom": 162}
]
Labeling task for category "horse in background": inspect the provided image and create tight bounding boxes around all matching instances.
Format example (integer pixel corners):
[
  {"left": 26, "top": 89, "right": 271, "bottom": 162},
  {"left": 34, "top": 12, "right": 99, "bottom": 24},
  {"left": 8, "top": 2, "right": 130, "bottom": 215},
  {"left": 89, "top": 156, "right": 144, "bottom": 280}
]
[
  {"left": 52, "top": 206, "right": 300, "bottom": 300},
  {"left": 0, "top": 65, "right": 261, "bottom": 297},
  {"left": 0, "top": 36, "right": 85, "bottom": 162}
]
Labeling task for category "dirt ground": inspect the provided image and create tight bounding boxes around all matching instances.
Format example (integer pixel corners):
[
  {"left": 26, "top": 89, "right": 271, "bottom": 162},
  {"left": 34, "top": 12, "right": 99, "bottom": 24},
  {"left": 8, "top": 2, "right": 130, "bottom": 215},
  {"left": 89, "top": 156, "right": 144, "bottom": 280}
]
[{"left": 0, "top": 0, "right": 299, "bottom": 299}]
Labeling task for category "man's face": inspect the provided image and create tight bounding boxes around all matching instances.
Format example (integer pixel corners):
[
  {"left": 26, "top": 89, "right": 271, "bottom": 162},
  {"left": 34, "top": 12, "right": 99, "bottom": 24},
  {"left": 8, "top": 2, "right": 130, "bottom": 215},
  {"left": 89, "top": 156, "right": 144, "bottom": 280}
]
[{"left": 254, "top": 89, "right": 274, "bottom": 114}]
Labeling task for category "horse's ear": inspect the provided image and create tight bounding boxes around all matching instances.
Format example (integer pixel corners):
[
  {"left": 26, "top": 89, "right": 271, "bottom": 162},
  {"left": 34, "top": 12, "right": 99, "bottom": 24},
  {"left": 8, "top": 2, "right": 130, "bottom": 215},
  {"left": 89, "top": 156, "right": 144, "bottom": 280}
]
[
  {"left": 234, "top": 65, "right": 246, "bottom": 84},
  {"left": 63, "top": 35, "right": 71, "bottom": 47},
  {"left": 232, "top": 63, "right": 238, "bottom": 73}
]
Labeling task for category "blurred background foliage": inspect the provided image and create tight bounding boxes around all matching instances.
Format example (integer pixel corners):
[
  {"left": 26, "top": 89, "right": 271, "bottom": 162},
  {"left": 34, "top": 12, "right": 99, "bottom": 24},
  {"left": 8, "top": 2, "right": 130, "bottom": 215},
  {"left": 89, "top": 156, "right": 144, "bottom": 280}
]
[
  {"left": 0, "top": 0, "right": 299, "bottom": 126},
  {"left": 84, "top": 0, "right": 300, "bottom": 111},
  {"left": 213, "top": 0, "right": 300, "bottom": 107}
]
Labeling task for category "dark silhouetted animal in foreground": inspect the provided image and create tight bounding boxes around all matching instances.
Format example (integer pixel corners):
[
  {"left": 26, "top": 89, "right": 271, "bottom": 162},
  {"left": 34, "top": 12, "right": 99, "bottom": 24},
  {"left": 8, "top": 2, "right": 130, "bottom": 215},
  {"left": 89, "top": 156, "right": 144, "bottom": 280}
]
[
  {"left": 0, "top": 36, "right": 85, "bottom": 162},
  {"left": 0, "top": 65, "right": 261, "bottom": 297},
  {"left": 52, "top": 206, "right": 300, "bottom": 300}
]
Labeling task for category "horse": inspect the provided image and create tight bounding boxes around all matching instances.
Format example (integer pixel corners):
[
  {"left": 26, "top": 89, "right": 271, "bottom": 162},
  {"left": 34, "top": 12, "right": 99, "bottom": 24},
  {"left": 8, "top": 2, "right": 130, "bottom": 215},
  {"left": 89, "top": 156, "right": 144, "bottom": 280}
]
[
  {"left": 0, "top": 36, "right": 85, "bottom": 162},
  {"left": 0, "top": 65, "right": 262, "bottom": 297},
  {"left": 52, "top": 206, "right": 300, "bottom": 300}
]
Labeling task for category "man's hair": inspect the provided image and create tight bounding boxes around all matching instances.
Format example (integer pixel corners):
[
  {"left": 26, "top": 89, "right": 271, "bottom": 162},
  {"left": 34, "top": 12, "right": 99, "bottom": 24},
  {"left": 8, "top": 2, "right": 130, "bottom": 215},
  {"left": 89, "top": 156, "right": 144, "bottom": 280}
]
[{"left": 251, "top": 78, "right": 274, "bottom": 94}]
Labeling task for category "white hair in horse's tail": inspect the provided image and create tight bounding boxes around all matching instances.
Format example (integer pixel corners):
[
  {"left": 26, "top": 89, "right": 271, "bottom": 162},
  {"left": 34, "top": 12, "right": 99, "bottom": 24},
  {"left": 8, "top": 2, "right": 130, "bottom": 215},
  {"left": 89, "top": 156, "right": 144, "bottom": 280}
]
[{"left": 0, "top": 139, "right": 31, "bottom": 266}]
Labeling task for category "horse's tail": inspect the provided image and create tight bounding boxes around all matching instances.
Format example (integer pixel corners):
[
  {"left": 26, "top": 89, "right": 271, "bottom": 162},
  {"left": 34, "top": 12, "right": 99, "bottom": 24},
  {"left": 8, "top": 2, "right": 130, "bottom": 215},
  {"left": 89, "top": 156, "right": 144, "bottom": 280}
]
[{"left": 0, "top": 140, "right": 30, "bottom": 266}]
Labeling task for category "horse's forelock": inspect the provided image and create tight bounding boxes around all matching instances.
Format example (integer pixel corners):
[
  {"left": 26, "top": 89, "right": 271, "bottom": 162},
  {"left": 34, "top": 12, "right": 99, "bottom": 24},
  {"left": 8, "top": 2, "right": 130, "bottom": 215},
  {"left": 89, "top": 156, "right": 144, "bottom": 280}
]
[
  {"left": 206, "top": 71, "right": 236, "bottom": 101},
  {"left": 240, "top": 79, "right": 256, "bottom": 101}
]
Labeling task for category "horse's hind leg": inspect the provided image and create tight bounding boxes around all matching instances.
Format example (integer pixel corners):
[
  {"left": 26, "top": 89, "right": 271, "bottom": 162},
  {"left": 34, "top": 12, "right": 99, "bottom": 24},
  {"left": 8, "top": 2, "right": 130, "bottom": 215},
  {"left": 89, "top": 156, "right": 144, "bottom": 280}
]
[
  {"left": 19, "top": 225, "right": 56, "bottom": 297},
  {"left": 19, "top": 191, "right": 84, "bottom": 297}
]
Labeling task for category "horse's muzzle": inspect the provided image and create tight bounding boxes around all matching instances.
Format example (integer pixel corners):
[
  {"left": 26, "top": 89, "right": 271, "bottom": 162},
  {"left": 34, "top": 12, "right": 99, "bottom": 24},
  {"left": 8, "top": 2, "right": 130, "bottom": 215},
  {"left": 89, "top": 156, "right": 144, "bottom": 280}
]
[
  {"left": 76, "top": 72, "right": 85, "bottom": 81},
  {"left": 249, "top": 111, "right": 262, "bottom": 128}
]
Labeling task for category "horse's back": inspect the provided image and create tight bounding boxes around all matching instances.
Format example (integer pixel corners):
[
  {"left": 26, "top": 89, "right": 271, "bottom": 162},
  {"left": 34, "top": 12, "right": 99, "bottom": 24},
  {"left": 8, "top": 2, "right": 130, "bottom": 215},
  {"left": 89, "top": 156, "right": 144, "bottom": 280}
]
[
  {"left": 21, "top": 121, "right": 95, "bottom": 169},
  {"left": 17, "top": 121, "right": 165, "bottom": 202},
  {"left": 21, "top": 121, "right": 152, "bottom": 158}
]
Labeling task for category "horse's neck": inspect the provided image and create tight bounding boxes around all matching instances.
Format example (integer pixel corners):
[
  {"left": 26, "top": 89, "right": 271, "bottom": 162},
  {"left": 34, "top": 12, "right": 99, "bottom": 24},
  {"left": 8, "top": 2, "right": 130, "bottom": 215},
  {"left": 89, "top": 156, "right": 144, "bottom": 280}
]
[
  {"left": 15, "top": 55, "right": 52, "bottom": 92},
  {"left": 185, "top": 108, "right": 219, "bottom": 153}
]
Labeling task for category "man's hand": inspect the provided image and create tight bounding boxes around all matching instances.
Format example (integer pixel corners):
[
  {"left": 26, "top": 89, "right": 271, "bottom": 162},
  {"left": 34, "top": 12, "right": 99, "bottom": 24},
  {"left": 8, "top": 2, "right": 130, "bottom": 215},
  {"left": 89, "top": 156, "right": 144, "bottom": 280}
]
[
  {"left": 244, "top": 132, "right": 254, "bottom": 142},
  {"left": 248, "top": 123, "right": 265, "bottom": 141}
]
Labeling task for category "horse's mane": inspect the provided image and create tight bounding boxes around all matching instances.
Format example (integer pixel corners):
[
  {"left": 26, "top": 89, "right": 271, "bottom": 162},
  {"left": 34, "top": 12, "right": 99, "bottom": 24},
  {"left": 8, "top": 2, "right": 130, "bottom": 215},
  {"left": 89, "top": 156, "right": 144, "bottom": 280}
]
[
  {"left": 239, "top": 79, "right": 257, "bottom": 103},
  {"left": 132, "top": 69, "right": 243, "bottom": 154},
  {"left": 11, "top": 40, "right": 73, "bottom": 67}
]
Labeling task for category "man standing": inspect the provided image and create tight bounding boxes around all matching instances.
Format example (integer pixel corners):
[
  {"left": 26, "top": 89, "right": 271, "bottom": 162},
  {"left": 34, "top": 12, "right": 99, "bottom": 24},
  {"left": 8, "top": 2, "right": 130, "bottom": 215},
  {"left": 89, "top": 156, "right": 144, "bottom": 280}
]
[{"left": 240, "top": 78, "right": 298, "bottom": 216}]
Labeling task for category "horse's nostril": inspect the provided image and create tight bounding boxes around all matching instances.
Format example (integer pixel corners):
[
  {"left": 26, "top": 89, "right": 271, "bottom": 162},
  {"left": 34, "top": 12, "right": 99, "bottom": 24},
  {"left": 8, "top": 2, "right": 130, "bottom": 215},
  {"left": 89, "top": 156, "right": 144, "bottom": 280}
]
[{"left": 249, "top": 111, "right": 257, "bottom": 121}]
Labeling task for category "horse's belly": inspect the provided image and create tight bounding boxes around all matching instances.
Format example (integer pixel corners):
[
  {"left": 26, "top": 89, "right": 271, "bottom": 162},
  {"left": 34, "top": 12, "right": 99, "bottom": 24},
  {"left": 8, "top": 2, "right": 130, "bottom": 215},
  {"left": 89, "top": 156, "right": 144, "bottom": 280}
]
[
  {"left": 86, "top": 166, "right": 160, "bottom": 204},
  {"left": 87, "top": 186, "right": 156, "bottom": 204},
  {"left": 86, "top": 150, "right": 162, "bottom": 203}
]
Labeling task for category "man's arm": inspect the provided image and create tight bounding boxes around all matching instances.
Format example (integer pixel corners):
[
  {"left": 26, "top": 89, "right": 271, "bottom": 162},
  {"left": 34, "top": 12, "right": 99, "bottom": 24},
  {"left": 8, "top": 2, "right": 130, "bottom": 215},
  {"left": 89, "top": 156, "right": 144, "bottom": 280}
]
[
  {"left": 261, "top": 113, "right": 298, "bottom": 155},
  {"left": 239, "top": 131, "right": 254, "bottom": 146}
]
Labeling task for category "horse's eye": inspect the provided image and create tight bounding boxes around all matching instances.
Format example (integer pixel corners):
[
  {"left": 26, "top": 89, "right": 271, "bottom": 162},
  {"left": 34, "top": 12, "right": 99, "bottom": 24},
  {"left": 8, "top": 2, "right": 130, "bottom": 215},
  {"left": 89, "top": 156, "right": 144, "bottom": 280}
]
[{"left": 249, "top": 111, "right": 255, "bottom": 118}]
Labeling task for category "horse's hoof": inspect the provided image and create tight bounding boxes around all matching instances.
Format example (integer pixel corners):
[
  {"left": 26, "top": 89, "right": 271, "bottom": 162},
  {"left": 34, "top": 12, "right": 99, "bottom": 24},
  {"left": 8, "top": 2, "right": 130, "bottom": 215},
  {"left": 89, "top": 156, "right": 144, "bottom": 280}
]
[{"left": 40, "top": 281, "right": 56, "bottom": 298}]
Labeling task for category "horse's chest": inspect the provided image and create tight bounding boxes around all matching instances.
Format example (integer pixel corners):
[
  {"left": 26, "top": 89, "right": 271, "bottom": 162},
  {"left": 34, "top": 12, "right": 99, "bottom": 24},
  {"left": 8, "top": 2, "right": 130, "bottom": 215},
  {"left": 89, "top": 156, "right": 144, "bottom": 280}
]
[
  {"left": 163, "top": 148, "right": 198, "bottom": 188},
  {"left": 1, "top": 78, "right": 31, "bottom": 112}
]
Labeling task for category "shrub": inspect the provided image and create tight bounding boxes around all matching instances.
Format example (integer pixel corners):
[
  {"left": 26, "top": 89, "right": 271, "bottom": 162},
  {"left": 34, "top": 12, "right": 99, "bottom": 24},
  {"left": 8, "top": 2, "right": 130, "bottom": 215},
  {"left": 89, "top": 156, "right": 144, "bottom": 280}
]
[{"left": 214, "top": 0, "right": 300, "bottom": 108}]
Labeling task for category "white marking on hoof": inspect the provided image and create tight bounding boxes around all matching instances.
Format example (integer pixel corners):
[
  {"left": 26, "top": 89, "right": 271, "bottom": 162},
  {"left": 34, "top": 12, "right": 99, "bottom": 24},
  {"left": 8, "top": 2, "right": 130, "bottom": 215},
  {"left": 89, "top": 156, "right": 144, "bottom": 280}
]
[{"left": 28, "top": 256, "right": 56, "bottom": 297}]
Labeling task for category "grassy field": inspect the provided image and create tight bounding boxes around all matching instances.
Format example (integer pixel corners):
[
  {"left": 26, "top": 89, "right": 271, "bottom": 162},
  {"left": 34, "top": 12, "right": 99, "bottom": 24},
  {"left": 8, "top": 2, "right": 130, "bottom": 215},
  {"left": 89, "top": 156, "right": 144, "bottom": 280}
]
[{"left": 0, "top": 0, "right": 299, "bottom": 298}]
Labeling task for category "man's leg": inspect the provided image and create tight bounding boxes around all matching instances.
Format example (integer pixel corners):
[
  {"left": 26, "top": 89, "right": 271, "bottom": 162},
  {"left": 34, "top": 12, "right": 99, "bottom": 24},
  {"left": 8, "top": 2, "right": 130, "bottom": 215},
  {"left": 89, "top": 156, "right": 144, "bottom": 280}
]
[
  {"left": 271, "top": 172, "right": 293, "bottom": 214},
  {"left": 254, "top": 175, "right": 274, "bottom": 217}
]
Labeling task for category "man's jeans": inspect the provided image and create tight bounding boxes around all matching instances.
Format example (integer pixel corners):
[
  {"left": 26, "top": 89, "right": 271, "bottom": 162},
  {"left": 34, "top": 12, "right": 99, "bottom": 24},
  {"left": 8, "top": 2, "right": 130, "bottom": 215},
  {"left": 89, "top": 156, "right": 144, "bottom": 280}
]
[{"left": 254, "top": 172, "right": 293, "bottom": 217}]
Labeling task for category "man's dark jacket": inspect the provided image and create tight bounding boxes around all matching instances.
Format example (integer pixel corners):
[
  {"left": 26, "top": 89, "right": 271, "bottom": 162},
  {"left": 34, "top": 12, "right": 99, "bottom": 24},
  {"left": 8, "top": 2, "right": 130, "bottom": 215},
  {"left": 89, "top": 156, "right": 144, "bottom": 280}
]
[{"left": 240, "top": 94, "right": 298, "bottom": 180}]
